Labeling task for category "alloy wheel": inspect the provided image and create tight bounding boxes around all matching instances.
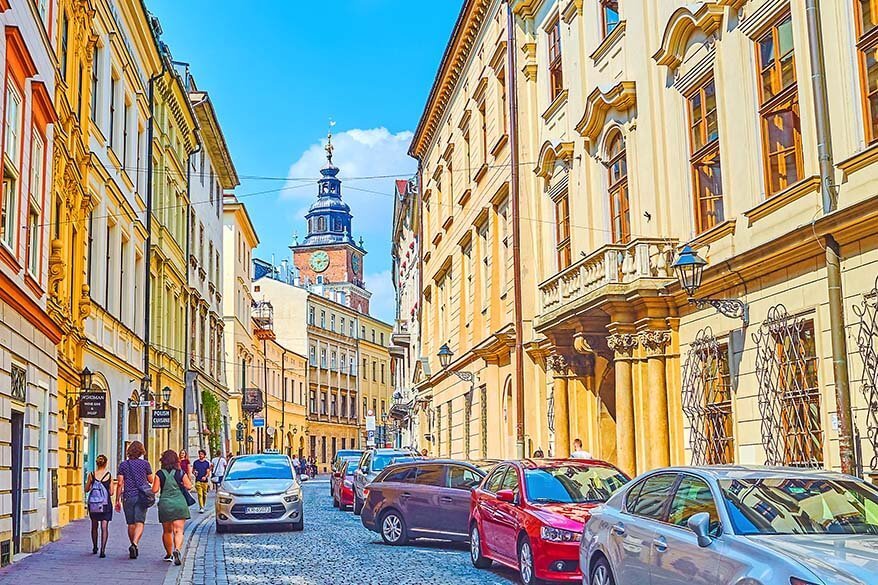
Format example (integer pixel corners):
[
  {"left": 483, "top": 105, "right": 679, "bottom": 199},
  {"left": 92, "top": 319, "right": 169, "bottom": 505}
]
[
  {"left": 470, "top": 526, "right": 480, "bottom": 562},
  {"left": 519, "top": 539, "right": 534, "bottom": 584},
  {"left": 382, "top": 513, "right": 402, "bottom": 543},
  {"left": 592, "top": 565, "right": 611, "bottom": 585}
]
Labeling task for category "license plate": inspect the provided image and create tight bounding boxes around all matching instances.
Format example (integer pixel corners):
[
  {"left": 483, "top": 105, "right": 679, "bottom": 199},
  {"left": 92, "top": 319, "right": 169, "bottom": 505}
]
[{"left": 245, "top": 506, "right": 272, "bottom": 514}]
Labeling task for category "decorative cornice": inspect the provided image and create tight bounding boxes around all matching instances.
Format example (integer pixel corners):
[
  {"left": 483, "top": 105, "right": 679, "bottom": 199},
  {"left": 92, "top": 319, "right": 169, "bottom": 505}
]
[
  {"left": 561, "top": 0, "right": 583, "bottom": 24},
  {"left": 521, "top": 42, "right": 538, "bottom": 82},
  {"left": 541, "top": 89, "right": 569, "bottom": 122},
  {"left": 639, "top": 330, "right": 671, "bottom": 355},
  {"left": 575, "top": 81, "right": 637, "bottom": 142},
  {"left": 546, "top": 352, "right": 569, "bottom": 373},
  {"left": 607, "top": 333, "right": 638, "bottom": 356},
  {"left": 534, "top": 140, "right": 575, "bottom": 181},
  {"left": 590, "top": 20, "right": 627, "bottom": 63},
  {"left": 513, "top": 0, "right": 540, "bottom": 18},
  {"left": 653, "top": 3, "right": 725, "bottom": 71},
  {"left": 743, "top": 175, "right": 820, "bottom": 226},
  {"left": 717, "top": 0, "right": 748, "bottom": 9}
]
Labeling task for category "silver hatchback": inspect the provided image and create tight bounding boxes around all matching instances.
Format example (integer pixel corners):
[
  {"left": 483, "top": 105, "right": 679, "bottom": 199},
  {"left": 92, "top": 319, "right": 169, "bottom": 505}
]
[
  {"left": 580, "top": 466, "right": 878, "bottom": 585},
  {"left": 215, "top": 454, "right": 303, "bottom": 533}
]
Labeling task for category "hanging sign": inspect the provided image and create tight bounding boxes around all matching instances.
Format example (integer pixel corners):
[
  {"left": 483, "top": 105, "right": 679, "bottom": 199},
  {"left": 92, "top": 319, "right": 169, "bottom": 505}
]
[
  {"left": 79, "top": 391, "right": 107, "bottom": 419},
  {"left": 152, "top": 409, "right": 171, "bottom": 429},
  {"left": 242, "top": 388, "right": 264, "bottom": 413}
]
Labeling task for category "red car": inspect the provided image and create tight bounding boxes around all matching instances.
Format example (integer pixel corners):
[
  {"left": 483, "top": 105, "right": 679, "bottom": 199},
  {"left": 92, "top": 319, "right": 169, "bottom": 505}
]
[
  {"left": 332, "top": 460, "right": 357, "bottom": 510},
  {"left": 469, "top": 459, "right": 628, "bottom": 584}
]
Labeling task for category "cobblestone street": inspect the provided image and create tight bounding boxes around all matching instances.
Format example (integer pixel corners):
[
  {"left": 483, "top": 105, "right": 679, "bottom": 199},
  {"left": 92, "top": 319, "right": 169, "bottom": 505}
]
[{"left": 176, "top": 478, "right": 519, "bottom": 585}]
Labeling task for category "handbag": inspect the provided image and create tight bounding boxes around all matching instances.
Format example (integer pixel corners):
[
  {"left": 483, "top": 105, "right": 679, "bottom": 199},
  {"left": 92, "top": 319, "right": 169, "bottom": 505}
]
[
  {"left": 138, "top": 483, "right": 156, "bottom": 508},
  {"left": 174, "top": 470, "right": 197, "bottom": 507}
]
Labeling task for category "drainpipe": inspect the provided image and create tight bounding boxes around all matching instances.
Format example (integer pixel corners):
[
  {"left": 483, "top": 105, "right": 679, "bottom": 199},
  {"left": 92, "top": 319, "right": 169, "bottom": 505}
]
[
  {"left": 184, "top": 143, "right": 201, "bottom": 451},
  {"left": 143, "top": 69, "right": 164, "bottom": 457},
  {"left": 281, "top": 349, "right": 286, "bottom": 454},
  {"left": 506, "top": 1, "right": 526, "bottom": 458},
  {"left": 805, "top": 0, "right": 855, "bottom": 474}
]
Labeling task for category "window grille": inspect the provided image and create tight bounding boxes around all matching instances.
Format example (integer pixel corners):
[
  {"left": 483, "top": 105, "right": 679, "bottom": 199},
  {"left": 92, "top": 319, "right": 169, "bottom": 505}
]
[
  {"left": 10, "top": 364, "right": 25, "bottom": 402},
  {"left": 681, "top": 328, "right": 734, "bottom": 465},
  {"left": 753, "top": 305, "right": 823, "bottom": 467},
  {"left": 480, "top": 385, "right": 488, "bottom": 458},
  {"left": 854, "top": 276, "right": 878, "bottom": 471}
]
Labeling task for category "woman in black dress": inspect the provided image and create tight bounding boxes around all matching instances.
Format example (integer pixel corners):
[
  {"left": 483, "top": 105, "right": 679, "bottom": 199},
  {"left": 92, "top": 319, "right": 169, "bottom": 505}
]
[{"left": 85, "top": 454, "right": 114, "bottom": 557}]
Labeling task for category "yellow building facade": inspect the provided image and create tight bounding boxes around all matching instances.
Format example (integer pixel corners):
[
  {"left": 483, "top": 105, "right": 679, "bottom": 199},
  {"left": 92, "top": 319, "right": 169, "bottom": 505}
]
[{"left": 359, "top": 314, "right": 394, "bottom": 446}]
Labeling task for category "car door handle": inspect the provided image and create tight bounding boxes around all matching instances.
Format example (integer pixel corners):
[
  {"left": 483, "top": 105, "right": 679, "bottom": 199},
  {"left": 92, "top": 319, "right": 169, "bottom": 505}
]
[
  {"left": 439, "top": 496, "right": 453, "bottom": 503},
  {"left": 653, "top": 537, "right": 668, "bottom": 553},
  {"left": 400, "top": 492, "right": 411, "bottom": 499},
  {"left": 610, "top": 523, "right": 626, "bottom": 536}
]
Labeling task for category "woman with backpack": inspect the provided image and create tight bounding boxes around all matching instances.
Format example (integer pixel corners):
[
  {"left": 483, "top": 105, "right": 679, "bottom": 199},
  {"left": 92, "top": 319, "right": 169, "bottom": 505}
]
[
  {"left": 115, "top": 441, "right": 154, "bottom": 559},
  {"left": 152, "top": 450, "right": 194, "bottom": 565},
  {"left": 85, "top": 454, "right": 113, "bottom": 557}
]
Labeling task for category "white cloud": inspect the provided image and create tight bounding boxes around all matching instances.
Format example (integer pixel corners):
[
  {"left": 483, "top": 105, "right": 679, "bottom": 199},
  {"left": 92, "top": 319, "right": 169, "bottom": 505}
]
[{"left": 282, "top": 127, "right": 414, "bottom": 323}]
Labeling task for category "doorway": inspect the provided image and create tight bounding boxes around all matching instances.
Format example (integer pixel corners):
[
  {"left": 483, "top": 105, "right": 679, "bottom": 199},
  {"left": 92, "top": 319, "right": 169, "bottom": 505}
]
[
  {"left": 83, "top": 424, "right": 98, "bottom": 495},
  {"left": 10, "top": 411, "right": 23, "bottom": 554}
]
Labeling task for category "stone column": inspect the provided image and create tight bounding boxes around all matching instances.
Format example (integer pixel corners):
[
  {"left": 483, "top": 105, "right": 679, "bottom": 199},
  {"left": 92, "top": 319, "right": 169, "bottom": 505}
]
[
  {"left": 607, "top": 333, "right": 638, "bottom": 476},
  {"left": 640, "top": 330, "right": 671, "bottom": 469},
  {"left": 547, "top": 353, "right": 570, "bottom": 458}
]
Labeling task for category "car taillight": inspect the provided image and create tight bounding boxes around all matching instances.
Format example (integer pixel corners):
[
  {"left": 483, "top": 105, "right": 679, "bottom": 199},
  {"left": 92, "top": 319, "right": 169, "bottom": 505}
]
[{"left": 363, "top": 487, "right": 370, "bottom": 497}]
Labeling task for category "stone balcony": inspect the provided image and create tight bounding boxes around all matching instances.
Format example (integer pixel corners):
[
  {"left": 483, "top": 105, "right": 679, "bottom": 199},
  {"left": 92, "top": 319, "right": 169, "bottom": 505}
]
[{"left": 536, "top": 237, "right": 678, "bottom": 331}]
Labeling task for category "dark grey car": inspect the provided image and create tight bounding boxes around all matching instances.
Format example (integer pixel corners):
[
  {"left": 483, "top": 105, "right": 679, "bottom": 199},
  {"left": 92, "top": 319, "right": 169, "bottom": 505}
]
[{"left": 360, "top": 460, "right": 486, "bottom": 545}]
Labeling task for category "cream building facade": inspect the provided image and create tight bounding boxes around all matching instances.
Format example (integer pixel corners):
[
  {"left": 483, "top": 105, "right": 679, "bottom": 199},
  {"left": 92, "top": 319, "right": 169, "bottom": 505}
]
[{"left": 359, "top": 314, "right": 394, "bottom": 446}]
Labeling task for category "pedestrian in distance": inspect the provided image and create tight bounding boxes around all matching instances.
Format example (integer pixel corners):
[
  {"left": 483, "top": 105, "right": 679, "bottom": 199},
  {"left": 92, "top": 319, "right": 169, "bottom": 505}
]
[
  {"left": 115, "top": 440, "right": 154, "bottom": 559},
  {"left": 192, "top": 449, "right": 211, "bottom": 513},
  {"left": 570, "top": 438, "right": 593, "bottom": 459},
  {"left": 533, "top": 448, "right": 545, "bottom": 458},
  {"left": 152, "top": 449, "right": 194, "bottom": 566},
  {"left": 179, "top": 450, "right": 192, "bottom": 481},
  {"left": 211, "top": 452, "right": 228, "bottom": 487},
  {"left": 85, "top": 454, "right": 113, "bottom": 558},
  {"left": 420, "top": 448, "right": 429, "bottom": 457},
  {"left": 298, "top": 455, "right": 308, "bottom": 477}
]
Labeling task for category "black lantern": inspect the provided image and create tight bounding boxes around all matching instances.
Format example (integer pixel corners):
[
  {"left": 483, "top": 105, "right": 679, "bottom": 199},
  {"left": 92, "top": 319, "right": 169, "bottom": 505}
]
[
  {"left": 672, "top": 244, "right": 707, "bottom": 298},
  {"left": 437, "top": 343, "right": 453, "bottom": 368},
  {"left": 140, "top": 375, "right": 151, "bottom": 399},
  {"left": 161, "top": 386, "right": 172, "bottom": 406},
  {"left": 80, "top": 367, "right": 93, "bottom": 391}
]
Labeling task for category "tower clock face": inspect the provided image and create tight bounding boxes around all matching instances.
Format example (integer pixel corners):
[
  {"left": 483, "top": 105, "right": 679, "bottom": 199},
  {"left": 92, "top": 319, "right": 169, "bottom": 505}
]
[
  {"left": 310, "top": 251, "right": 330, "bottom": 273},
  {"left": 351, "top": 254, "right": 361, "bottom": 275}
]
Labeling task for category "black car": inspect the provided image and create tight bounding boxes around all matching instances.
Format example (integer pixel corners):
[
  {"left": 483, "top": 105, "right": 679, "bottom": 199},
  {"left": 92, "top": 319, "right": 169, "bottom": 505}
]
[{"left": 360, "top": 459, "right": 486, "bottom": 545}]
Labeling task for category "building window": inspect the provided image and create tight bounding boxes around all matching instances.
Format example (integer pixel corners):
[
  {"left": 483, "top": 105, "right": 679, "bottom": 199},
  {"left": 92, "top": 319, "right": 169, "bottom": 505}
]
[
  {"left": 606, "top": 131, "right": 630, "bottom": 244},
  {"left": 330, "top": 351, "right": 337, "bottom": 370},
  {"left": 27, "top": 131, "right": 45, "bottom": 276},
  {"left": 682, "top": 331, "right": 734, "bottom": 465},
  {"left": 554, "top": 193, "right": 571, "bottom": 269},
  {"left": 320, "top": 392, "right": 327, "bottom": 415},
  {"left": 756, "top": 13, "right": 802, "bottom": 197},
  {"left": 308, "top": 306, "right": 315, "bottom": 325},
  {"left": 371, "top": 329, "right": 376, "bottom": 343},
  {"left": 309, "top": 390, "right": 316, "bottom": 414},
  {"left": 687, "top": 77, "right": 724, "bottom": 233},
  {"left": 498, "top": 69, "right": 508, "bottom": 135},
  {"left": 372, "top": 360, "right": 377, "bottom": 382},
  {"left": 547, "top": 18, "right": 563, "bottom": 100},
  {"left": 341, "top": 395, "right": 348, "bottom": 418},
  {"left": 330, "top": 314, "right": 335, "bottom": 332},
  {"left": 320, "top": 310, "right": 326, "bottom": 328},
  {"left": 478, "top": 99, "right": 487, "bottom": 165},
  {"left": 90, "top": 47, "right": 100, "bottom": 122},
  {"left": 320, "top": 348, "right": 327, "bottom": 368},
  {"left": 331, "top": 394, "right": 337, "bottom": 416},
  {"left": 857, "top": 0, "right": 878, "bottom": 142},
  {"left": 60, "top": 11, "right": 69, "bottom": 79},
  {"left": 2, "top": 82, "right": 22, "bottom": 251},
  {"left": 601, "top": 1, "right": 620, "bottom": 38},
  {"left": 362, "top": 357, "right": 367, "bottom": 378},
  {"left": 109, "top": 76, "right": 118, "bottom": 151}
]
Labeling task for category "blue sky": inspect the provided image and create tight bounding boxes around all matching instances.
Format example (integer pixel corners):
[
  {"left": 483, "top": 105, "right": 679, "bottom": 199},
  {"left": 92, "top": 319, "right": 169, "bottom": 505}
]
[{"left": 148, "top": 1, "right": 462, "bottom": 322}]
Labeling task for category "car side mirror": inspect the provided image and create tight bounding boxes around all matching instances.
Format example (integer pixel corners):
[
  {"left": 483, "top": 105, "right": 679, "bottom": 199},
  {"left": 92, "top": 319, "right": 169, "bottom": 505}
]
[
  {"left": 687, "top": 512, "right": 713, "bottom": 548},
  {"left": 497, "top": 489, "right": 516, "bottom": 504}
]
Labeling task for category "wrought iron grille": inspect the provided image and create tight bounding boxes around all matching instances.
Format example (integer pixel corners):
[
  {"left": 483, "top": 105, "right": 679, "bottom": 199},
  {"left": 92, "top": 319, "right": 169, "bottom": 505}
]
[
  {"left": 753, "top": 305, "right": 823, "bottom": 468},
  {"left": 854, "top": 277, "right": 878, "bottom": 471},
  {"left": 480, "top": 385, "right": 488, "bottom": 458},
  {"left": 10, "top": 364, "right": 25, "bottom": 402},
  {"left": 681, "top": 328, "right": 734, "bottom": 465},
  {"left": 464, "top": 392, "right": 473, "bottom": 459},
  {"left": 547, "top": 385, "right": 555, "bottom": 433}
]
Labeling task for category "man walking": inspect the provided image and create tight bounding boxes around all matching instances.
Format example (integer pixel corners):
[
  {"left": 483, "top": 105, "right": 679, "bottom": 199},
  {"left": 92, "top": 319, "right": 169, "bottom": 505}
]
[
  {"left": 192, "top": 450, "right": 211, "bottom": 513},
  {"left": 210, "top": 452, "right": 227, "bottom": 486}
]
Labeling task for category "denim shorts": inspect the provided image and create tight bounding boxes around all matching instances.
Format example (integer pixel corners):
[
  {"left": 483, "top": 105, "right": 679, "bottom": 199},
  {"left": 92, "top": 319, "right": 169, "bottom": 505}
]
[{"left": 122, "top": 497, "right": 148, "bottom": 525}]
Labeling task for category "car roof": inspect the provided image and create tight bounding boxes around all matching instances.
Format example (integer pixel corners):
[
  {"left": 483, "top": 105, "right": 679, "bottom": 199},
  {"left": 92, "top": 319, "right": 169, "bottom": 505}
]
[
  {"left": 371, "top": 448, "right": 414, "bottom": 454},
  {"left": 503, "top": 458, "right": 619, "bottom": 469},
  {"left": 336, "top": 449, "right": 363, "bottom": 455},
  {"left": 231, "top": 454, "right": 290, "bottom": 462},
  {"left": 646, "top": 465, "right": 856, "bottom": 482}
]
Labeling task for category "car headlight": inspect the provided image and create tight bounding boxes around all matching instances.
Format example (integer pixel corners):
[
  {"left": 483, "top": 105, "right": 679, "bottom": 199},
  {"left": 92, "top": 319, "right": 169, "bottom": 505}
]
[
  {"left": 540, "top": 526, "right": 582, "bottom": 543},
  {"left": 217, "top": 491, "right": 233, "bottom": 505},
  {"left": 283, "top": 486, "right": 300, "bottom": 503}
]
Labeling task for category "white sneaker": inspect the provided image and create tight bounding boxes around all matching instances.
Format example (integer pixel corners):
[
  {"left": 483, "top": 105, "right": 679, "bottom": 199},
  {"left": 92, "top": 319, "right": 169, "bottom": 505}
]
[{"left": 199, "top": 507, "right": 204, "bottom": 513}]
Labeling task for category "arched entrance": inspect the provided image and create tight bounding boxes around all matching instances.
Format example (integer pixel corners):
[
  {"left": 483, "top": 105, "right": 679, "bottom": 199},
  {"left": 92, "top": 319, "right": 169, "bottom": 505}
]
[{"left": 502, "top": 377, "right": 515, "bottom": 458}]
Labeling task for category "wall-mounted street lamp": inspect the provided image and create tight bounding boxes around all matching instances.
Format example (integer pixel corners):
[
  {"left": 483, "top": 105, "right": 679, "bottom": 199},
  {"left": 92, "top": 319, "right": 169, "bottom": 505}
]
[
  {"left": 437, "top": 344, "right": 476, "bottom": 399},
  {"left": 161, "top": 386, "right": 172, "bottom": 407},
  {"left": 80, "top": 367, "right": 94, "bottom": 391},
  {"left": 672, "top": 244, "right": 748, "bottom": 325}
]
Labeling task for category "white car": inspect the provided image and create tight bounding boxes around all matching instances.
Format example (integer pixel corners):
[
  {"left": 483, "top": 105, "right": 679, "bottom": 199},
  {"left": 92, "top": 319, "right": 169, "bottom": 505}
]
[{"left": 580, "top": 465, "right": 878, "bottom": 585}]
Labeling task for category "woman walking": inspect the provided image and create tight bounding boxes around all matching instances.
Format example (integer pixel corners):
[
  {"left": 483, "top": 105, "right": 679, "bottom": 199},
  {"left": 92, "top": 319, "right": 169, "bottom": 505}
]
[
  {"left": 152, "top": 450, "right": 193, "bottom": 565},
  {"left": 115, "top": 441, "right": 153, "bottom": 559},
  {"left": 85, "top": 454, "right": 113, "bottom": 557},
  {"left": 179, "top": 450, "right": 192, "bottom": 481}
]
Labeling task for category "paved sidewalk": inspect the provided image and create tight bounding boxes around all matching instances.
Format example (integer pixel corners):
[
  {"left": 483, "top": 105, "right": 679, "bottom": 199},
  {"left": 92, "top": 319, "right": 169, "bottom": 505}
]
[{"left": 0, "top": 497, "right": 213, "bottom": 585}]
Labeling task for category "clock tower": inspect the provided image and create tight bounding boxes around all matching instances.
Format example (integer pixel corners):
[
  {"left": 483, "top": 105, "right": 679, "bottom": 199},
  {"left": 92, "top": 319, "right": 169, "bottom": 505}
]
[{"left": 291, "top": 132, "right": 370, "bottom": 313}]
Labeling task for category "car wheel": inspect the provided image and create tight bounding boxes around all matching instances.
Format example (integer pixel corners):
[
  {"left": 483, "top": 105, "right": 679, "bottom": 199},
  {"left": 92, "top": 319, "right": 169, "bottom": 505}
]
[
  {"left": 380, "top": 511, "right": 408, "bottom": 545},
  {"left": 517, "top": 536, "right": 543, "bottom": 585},
  {"left": 469, "top": 523, "right": 492, "bottom": 569},
  {"left": 590, "top": 556, "right": 615, "bottom": 585},
  {"left": 353, "top": 494, "right": 363, "bottom": 516}
]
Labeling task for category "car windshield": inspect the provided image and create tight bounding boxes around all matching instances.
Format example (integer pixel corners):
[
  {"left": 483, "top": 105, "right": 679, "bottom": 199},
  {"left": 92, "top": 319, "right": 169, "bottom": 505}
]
[
  {"left": 372, "top": 453, "right": 409, "bottom": 472},
  {"left": 225, "top": 457, "right": 293, "bottom": 481},
  {"left": 524, "top": 464, "right": 628, "bottom": 504},
  {"left": 720, "top": 477, "right": 878, "bottom": 535}
]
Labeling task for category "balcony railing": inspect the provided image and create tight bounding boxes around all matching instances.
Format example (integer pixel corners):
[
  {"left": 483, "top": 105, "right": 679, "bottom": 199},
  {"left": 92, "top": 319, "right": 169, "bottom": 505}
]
[
  {"left": 538, "top": 237, "right": 678, "bottom": 318},
  {"left": 252, "top": 300, "right": 275, "bottom": 340}
]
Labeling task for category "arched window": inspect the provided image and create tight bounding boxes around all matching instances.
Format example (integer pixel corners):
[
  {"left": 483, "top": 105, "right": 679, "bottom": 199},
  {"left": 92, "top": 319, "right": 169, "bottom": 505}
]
[
  {"left": 317, "top": 217, "right": 327, "bottom": 232},
  {"left": 606, "top": 131, "right": 630, "bottom": 244}
]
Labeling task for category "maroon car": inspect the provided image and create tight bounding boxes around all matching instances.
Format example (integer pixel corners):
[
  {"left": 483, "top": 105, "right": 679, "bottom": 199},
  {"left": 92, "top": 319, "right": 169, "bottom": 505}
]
[{"left": 360, "top": 459, "right": 491, "bottom": 545}]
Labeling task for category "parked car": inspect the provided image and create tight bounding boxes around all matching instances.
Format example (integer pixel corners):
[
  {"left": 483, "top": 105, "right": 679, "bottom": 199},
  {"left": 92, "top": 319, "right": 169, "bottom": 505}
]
[
  {"left": 215, "top": 454, "right": 303, "bottom": 533},
  {"left": 580, "top": 465, "right": 878, "bottom": 585},
  {"left": 361, "top": 459, "right": 487, "bottom": 545},
  {"left": 332, "top": 459, "right": 358, "bottom": 510},
  {"left": 470, "top": 459, "right": 628, "bottom": 585},
  {"left": 352, "top": 448, "right": 417, "bottom": 515},
  {"left": 330, "top": 449, "right": 364, "bottom": 496}
]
